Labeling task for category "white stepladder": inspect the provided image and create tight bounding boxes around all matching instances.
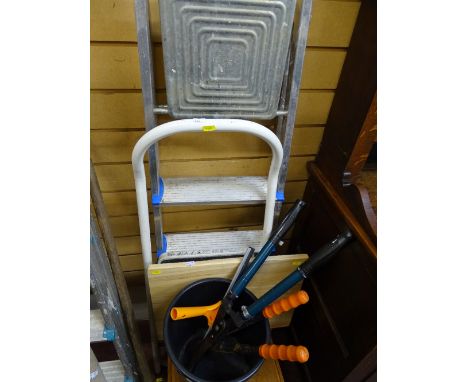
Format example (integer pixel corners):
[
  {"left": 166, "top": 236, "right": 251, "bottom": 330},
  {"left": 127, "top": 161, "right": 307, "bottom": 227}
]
[
  {"left": 132, "top": 119, "right": 283, "bottom": 267},
  {"left": 132, "top": 0, "right": 314, "bottom": 371},
  {"left": 134, "top": 0, "right": 313, "bottom": 262}
]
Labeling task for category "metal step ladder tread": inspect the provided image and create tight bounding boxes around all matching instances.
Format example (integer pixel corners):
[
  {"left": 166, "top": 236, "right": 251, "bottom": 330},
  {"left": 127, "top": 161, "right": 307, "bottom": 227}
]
[
  {"left": 158, "top": 230, "right": 265, "bottom": 263},
  {"left": 160, "top": 176, "right": 267, "bottom": 205},
  {"left": 99, "top": 360, "right": 125, "bottom": 382},
  {"left": 90, "top": 309, "right": 106, "bottom": 343}
]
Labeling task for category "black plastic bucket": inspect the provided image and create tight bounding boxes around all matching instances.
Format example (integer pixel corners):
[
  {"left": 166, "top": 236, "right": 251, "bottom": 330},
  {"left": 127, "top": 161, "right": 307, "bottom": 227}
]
[{"left": 164, "top": 278, "right": 271, "bottom": 382}]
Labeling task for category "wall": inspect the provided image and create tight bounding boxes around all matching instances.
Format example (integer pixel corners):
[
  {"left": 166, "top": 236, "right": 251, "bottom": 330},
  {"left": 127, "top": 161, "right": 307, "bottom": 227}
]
[{"left": 90, "top": 0, "right": 361, "bottom": 284}]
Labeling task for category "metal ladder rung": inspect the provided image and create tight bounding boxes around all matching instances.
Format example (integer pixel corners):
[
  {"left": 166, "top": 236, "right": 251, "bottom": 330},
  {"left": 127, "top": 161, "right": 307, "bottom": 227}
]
[
  {"left": 158, "top": 230, "right": 265, "bottom": 263},
  {"left": 90, "top": 309, "right": 106, "bottom": 343},
  {"left": 99, "top": 360, "right": 125, "bottom": 382},
  {"left": 159, "top": 176, "right": 268, "bottom": 205}
]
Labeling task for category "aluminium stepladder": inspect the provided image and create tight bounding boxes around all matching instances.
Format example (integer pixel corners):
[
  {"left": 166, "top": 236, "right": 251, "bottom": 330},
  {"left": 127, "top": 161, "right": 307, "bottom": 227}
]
[
  {"left": 132, "top": 0, "right": 313, "bottom": 370},
  {"left": 133, "top": 0, "right": 313, "bottom": 263},
  {"left": 90, "top": 213, "right": 139, "bottom": 382}
]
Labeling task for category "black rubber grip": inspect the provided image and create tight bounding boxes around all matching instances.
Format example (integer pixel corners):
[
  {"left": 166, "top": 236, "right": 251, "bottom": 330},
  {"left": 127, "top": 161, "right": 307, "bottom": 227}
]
[{"left": 299, "top": 231, "right": 352, "bottom": 278}]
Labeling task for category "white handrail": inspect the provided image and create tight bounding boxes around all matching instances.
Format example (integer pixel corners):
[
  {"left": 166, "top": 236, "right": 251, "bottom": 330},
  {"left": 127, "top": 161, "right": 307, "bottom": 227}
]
[{"left": 132, "top": 119, "right": 284, "bottom": 268}]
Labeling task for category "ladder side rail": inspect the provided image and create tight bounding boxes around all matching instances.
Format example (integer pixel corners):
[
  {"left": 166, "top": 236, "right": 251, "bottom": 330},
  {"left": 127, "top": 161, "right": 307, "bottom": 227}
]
[
  {"left": 134, "top": 0, "right": 164, "bottom": 255},
  {"left": 274, "top": 45, "right": 292, "bottom": 222},
  {"left": 90, "top": 213, "right": 139, "bottom": 381},
  {"left": 274, "top": 0, "right": 314, "bottom": 222},
  {"left": 275, "top": 46, "right": 292, "bottom": 142},
  {"left": 132, "top": 119, "right": 284, "bottom": 265},
  {"left": 91, "top": 160, "right": 154, "bottom": 381},
  {"left": 134, "top": 0, "right": 163, "bottom": 372}
]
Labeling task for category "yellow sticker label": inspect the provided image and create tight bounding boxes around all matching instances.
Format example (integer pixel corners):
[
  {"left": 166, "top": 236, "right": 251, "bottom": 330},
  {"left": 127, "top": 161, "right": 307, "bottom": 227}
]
[
  {"left": 292, "top": 261, "right": 302, "bottom": 266},
  {"left": 202, "top": 125, "right": 217, "bottom": 132},
  {"left": 150, "top": 270, "right": 161, "bottom": 275}
]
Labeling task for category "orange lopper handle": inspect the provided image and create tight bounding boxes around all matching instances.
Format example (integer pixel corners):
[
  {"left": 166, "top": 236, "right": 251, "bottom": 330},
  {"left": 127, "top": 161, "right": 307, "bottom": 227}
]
[
  {"left": 259, "top": 344, "right": 309, "bottom": 363},
  {"left": 262, "top": 290, "right": 309, "bottom": 318},
  {"left": 170, "top": 301, "right": 221, "bottom": 327}
]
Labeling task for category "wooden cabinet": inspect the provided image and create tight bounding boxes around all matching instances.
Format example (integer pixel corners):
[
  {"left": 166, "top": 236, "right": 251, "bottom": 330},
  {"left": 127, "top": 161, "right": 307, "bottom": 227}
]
[
  {"left": 287, "top": 163, "right": 377, "bottom": 381},
  {"left": 281, "top": 1, "right": 377, "bottom": 380}
]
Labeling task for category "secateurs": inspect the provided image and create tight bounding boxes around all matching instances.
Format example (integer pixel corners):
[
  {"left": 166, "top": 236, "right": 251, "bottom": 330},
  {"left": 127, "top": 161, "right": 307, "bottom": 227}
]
[{"left": 171, "top": 199, "right": 353, "bottom": 370}]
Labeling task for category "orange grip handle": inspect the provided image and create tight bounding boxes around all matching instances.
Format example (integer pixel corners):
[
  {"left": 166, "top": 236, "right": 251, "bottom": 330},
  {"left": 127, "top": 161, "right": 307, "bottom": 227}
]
[
  {"left": 262, "top": 290, "right": 309, "bottom": 318},
  {"left": 259, "top": 344, "right": 309, "bottom": 363},
  {"left": 170, "top": 301, "right": 221, "bottom": 327}
]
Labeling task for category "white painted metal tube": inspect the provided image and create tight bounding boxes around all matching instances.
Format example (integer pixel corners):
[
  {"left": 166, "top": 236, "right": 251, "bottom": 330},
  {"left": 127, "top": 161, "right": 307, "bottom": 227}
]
[{"left": 132, "top": 119, "right": 284, "bottom": 268}]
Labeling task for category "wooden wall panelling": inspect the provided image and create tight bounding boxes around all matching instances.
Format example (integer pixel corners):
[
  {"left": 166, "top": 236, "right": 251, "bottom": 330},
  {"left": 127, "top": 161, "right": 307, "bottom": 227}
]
[
  {"left": 307, "top": 1, "right": 361, "bottom": 47},
  {"left": 123, "top": 270, "right": 147, "bottom": 285},
  {"left": 296, "top": 91, "right": 335, "bottom": 125},
  {"left": 91, "top": 0, "right": 360, "bottom": 47},
  {"left": 90, "top": 90, "right": 334, "bottom": 130},
  {"left": 110, "top": 205, "right": 272, "bottom": 237},
  {"left": 109, "top": 201, "right": 299, "bottom": 238},
  {"left": 91, "top": 45, "right": 346, "bottom": 91},
  {"left": 117, "top": 235, "right": 157, "bottom": 256},
  {"left": 94, "top": 156, "right": 314, "bottom": 192},
  {"left": 90, "top": 91, "right": 145, "bottom": 130},
  {"left": 90, "top": 90, "right": 170, "bottom": 130},
  {"left": 301, "top": 49, "right": 347, "bottom": 89},
  {"left": 90, "top": 128, "right": 324, "bottom": 164},
  {"left": 90, "top": 0, "right": 143, "bottom": 42},
  {"left": 120, "top": 254, "right": 147, "bottom": 272},
  {"left": 91, "top": 130, "right": 270, "bottom": 163},
  {"left": 90, "top": 44, "right": 141, "bottom": 90}
]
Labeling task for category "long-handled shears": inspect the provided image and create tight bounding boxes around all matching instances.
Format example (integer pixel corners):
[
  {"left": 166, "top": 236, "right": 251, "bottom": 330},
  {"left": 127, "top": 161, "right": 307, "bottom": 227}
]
[{"left": 170, "top": 200, "right": 353, "bottom": 370}]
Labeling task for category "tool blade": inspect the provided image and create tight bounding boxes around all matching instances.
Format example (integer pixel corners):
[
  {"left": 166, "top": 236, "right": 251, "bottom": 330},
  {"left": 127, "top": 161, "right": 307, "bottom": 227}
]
[{"left": 224, "top": 247, "right": 255, "bottom": 299}]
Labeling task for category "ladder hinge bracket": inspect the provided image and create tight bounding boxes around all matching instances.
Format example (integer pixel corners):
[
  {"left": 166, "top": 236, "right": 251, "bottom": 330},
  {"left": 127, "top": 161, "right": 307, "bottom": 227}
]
[
  {"left": 151, "top": 177, "right": 165, "bottom": 205},
  {"left": 103, "top": 326, "right": 116, "bottom": 342},
  {"left": 156, "top": 235, "right": 168, "bottom": 258}
]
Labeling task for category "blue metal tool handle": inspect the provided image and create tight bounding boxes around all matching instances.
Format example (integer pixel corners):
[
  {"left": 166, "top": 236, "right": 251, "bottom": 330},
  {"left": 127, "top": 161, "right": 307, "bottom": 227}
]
[
  {"left": 231, "top": 200, "right": 307, "bottom": 298},
  {"left": 245, "top": 231, "right": 353, "bottom": 317}
]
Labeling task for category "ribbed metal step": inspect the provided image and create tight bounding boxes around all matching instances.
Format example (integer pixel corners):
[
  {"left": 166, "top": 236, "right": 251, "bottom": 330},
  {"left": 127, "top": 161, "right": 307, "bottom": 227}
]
[
  {"left": 158, "top": 230, "right": 266, "bottom": 263},
  {"left": 90, "top": 309, "right": 106, "bottom": 343},
  {"left": 156, "top": 176, "right": 268, "bottom": 205},
  {"left": 99, "top": 360, "right": 125, "bottom": 382}
]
